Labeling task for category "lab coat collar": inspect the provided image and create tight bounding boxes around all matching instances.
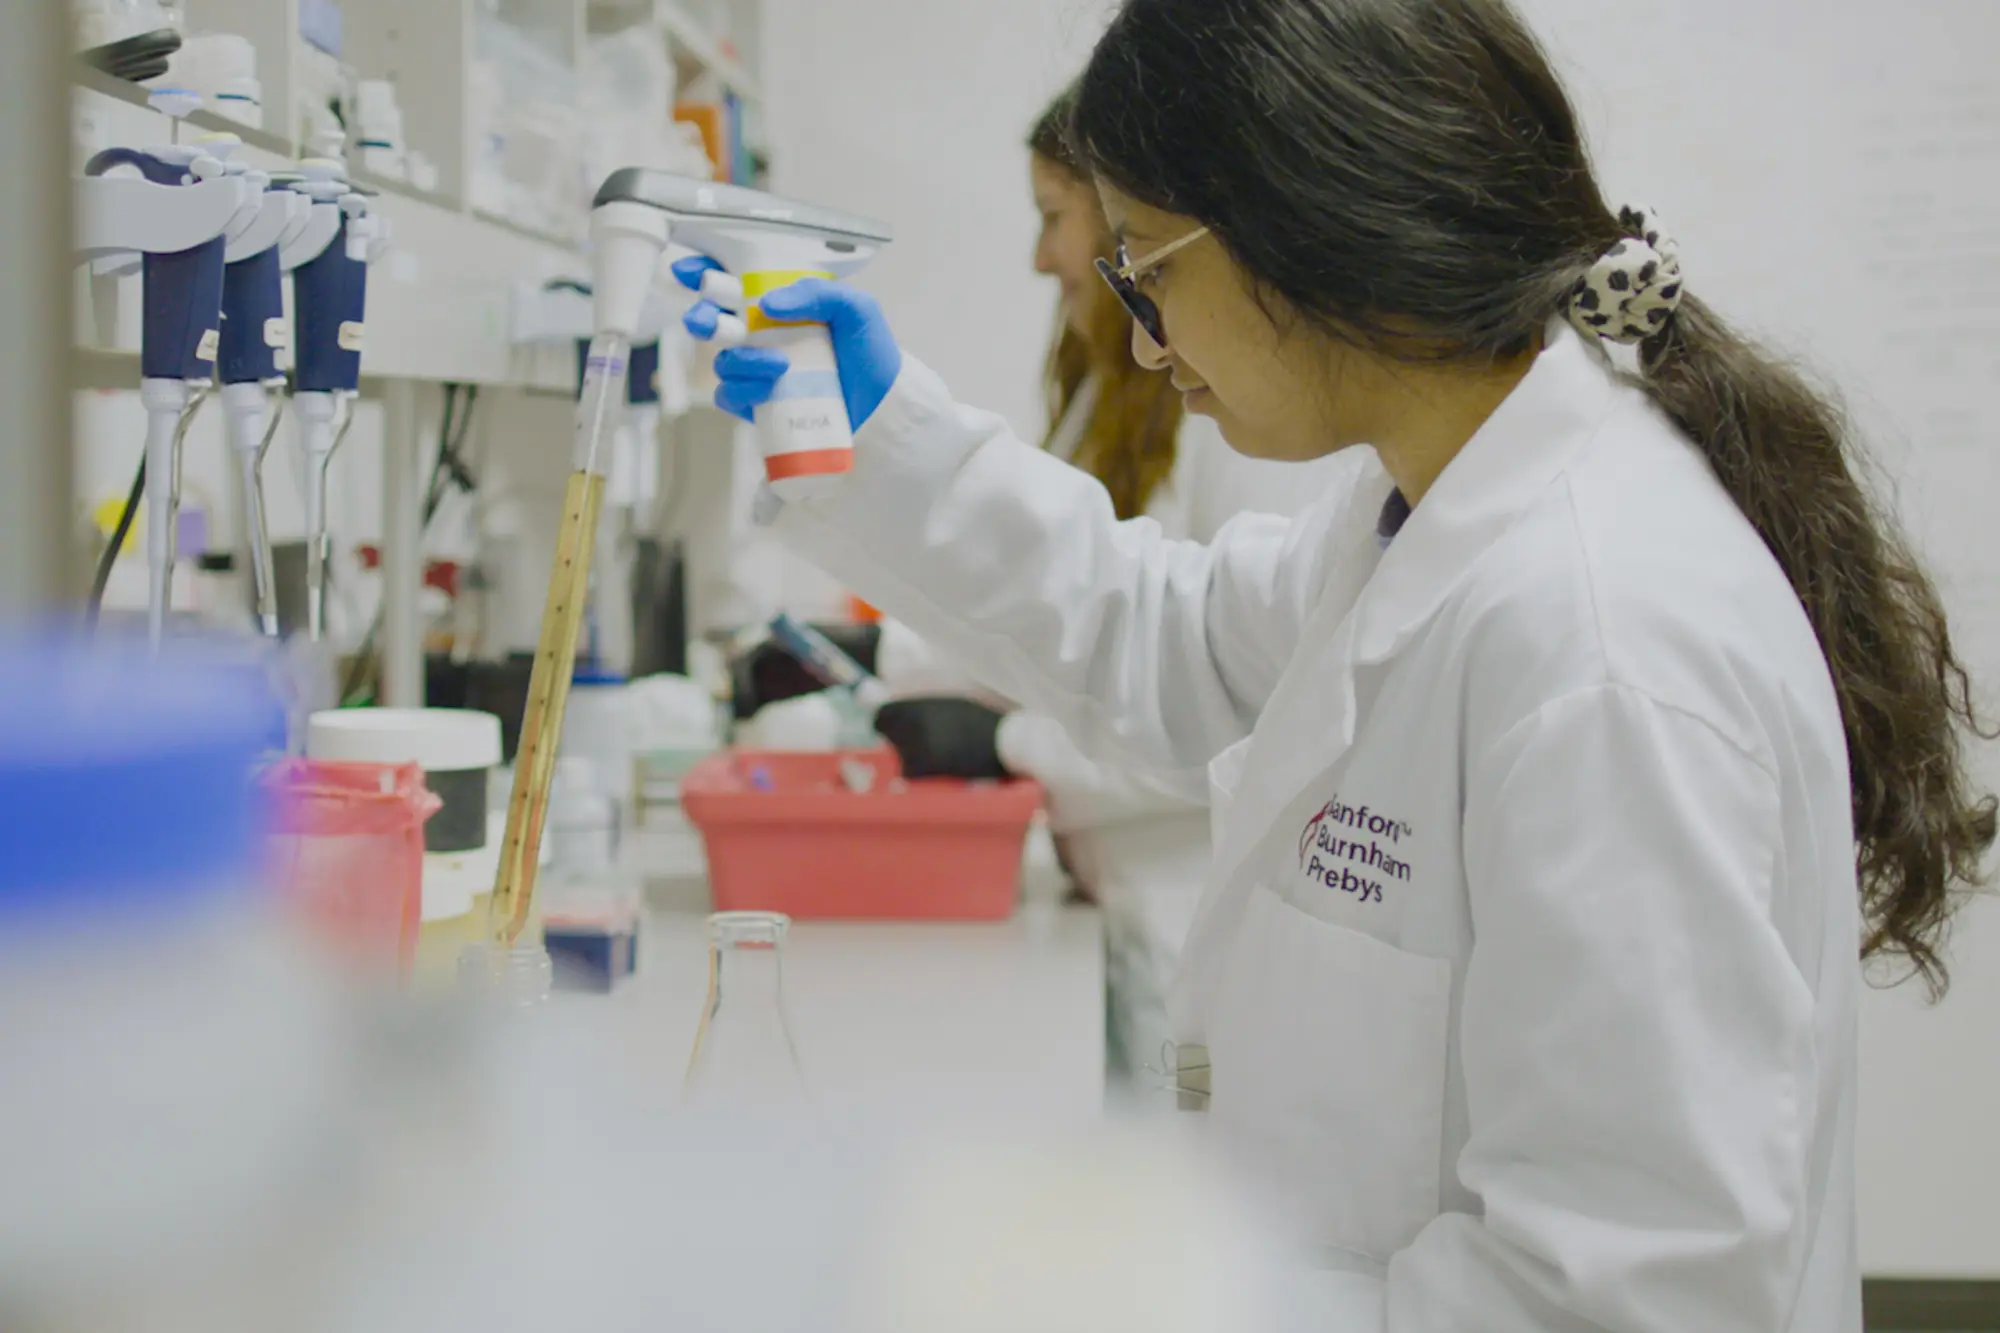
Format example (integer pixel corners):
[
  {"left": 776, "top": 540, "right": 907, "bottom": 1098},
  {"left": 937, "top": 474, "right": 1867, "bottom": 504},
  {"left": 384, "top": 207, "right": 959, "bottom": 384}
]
[
  {"left": 1351, "top": 322, "right": 1623, "bottom": 666},
  {"left": 1177, "top": 472, "right": 1390, "bottom": 1020},
  {"left": 1175, "top": 326, "right": 1626, "bottom": 1040}
]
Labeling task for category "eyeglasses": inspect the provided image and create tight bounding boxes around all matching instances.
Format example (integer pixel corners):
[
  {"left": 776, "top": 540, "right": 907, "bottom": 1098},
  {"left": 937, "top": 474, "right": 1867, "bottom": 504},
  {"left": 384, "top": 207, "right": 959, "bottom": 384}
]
[{"left": 1094, "top": 225, "right": 1210, "bottom": 350}]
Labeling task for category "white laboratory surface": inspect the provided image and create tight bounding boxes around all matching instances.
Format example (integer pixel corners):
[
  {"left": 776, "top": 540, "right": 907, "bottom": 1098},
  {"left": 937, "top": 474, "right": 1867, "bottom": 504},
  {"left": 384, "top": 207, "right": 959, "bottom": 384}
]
[{"left": 553, "top": 899, "right": 1106, "bottom": 1120}]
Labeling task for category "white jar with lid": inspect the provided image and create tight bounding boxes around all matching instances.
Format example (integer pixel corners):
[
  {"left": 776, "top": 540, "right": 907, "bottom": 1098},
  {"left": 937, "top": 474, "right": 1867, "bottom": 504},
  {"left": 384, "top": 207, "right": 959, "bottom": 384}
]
[
  {"left": 308, "top": 708, "right": 503, "bottom": 920},
  {"left": 171, "top": 32, "right": 262, "bottom": 128}
]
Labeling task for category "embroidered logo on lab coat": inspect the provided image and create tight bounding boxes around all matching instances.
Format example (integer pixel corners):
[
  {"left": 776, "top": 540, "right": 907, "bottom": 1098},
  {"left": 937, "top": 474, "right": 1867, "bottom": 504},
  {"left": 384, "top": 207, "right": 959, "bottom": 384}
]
[{"left": 1298, "top": 796, "right": 1413, "bottom": 905}]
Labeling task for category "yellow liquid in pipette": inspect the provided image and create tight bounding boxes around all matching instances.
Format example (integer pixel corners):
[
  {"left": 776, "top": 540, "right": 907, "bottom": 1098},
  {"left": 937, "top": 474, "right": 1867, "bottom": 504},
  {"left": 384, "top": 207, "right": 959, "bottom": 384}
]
[{"left": 490, "top": 468, "right": 606, "bottom": 945}]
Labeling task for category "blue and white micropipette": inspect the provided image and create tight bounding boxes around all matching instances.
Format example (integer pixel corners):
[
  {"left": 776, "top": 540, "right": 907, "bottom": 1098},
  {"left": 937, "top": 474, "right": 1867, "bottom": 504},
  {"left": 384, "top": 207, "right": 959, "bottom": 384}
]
[
  {"left": 219, "top": 172, "right": 310, "bottom": 637},
  {"left": 283, "top": 157, "right": 380, "bottom": 640},
  {"left": 77, "top": 124, "right": 255, "bottom": 648}
]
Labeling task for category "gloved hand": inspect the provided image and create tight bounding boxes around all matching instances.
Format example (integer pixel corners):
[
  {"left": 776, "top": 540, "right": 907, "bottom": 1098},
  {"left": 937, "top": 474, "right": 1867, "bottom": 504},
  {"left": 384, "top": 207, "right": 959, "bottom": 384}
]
[
  {"left": 874, "top": 697, "right": 1011, "bottom": 782},
  {"left": 672, "top": 255, "right": 903, "bottom": 429},
  {"left": 729, "top": 622, "right": 883, "bottom": 721}
]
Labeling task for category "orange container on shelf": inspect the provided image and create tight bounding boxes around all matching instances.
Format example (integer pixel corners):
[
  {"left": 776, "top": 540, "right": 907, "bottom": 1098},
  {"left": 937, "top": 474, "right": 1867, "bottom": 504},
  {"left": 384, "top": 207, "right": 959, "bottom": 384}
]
[
  {"left": 680, "top": 747, "right": 1042, "bottom": 921},
  {"left": 673, "top": 103, "right": 728, "bottom": 179}
]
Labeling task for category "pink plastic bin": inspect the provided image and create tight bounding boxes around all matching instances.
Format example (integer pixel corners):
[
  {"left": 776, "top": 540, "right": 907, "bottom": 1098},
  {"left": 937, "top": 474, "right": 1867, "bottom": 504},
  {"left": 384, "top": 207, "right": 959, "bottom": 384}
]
[
  {"left": 262, "top": 758, "right": 439, "bottom": 975},
  {"left": 680, "top": 747, "right": 1043, "bottom": 920}
]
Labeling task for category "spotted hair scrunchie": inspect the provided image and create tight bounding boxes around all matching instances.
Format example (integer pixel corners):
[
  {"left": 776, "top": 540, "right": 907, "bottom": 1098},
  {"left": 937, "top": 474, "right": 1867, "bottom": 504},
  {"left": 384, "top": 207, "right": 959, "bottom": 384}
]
[{"left": 1567, "top": 205, "right": 1684, "bottom": 345}]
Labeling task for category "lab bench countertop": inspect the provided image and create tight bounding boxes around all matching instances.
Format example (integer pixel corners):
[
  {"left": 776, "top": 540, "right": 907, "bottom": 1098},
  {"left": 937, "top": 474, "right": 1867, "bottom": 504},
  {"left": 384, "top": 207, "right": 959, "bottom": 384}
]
[{"left": 553, "top": 896, "right": 1108, "bottom": 1121}]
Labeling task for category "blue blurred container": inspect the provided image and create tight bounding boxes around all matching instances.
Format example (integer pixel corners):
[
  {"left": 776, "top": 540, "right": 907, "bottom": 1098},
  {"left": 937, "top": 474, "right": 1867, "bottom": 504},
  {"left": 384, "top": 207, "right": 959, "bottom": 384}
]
[
  {"left": 0, "top": 641, "right": 272, "bottom": 926},
  {"left": 0, "top": 641, "right": 361, "bottom": 1326}
]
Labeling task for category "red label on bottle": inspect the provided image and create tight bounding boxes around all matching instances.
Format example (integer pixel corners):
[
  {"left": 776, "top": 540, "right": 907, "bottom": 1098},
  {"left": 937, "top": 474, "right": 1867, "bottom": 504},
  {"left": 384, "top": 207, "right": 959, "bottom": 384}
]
[{"left": 765, "top": 448, "right": 855, "bottom": 482}]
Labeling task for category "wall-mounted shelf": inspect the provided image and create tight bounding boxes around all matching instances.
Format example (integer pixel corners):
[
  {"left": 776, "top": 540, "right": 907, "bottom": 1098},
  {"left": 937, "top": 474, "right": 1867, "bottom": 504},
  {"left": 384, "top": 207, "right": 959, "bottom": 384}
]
[
  {"left": 347, "top": 165, "right": 457, "bottom": 213},
  {"left": 68, "top": 0, "right": 762, "bottom": 713},
  {"left": 72, "top": 72, "right": 582, "bottom": 392},
  {"left": 471, "top": 206, "right": 585, "bottom": 252},
  {"left": 585, "top": 0, "right": 761, "bottom": 102},
  {"left": 72, "top": 62, "right": 293, "bottom": 157},
  {"left": 653, "top": 1, "right": 761, "bottom": 103},
  {"left": 71, "top": 0, "right": 761, "bottom": 390}
]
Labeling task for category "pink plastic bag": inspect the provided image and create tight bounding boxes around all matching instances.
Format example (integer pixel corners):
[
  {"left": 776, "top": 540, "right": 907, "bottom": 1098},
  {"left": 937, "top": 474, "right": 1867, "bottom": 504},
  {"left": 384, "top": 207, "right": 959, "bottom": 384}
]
[{"left": 263, "top": 758, "right": 440, "bottom": 974}]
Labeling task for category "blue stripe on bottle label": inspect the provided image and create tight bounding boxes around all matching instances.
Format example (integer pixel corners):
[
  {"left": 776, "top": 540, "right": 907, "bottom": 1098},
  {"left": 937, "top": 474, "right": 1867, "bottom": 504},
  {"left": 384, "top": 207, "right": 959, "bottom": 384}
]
[{"left": 770, "top": 370, "right": 842, "bottom": 403}]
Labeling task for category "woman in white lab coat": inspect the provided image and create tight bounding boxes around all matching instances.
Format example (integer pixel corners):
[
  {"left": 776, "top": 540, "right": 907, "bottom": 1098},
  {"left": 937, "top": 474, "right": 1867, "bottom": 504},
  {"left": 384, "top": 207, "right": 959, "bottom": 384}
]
[
  {"left": 871, "top": 88, "right": 1348, "bottom": 1087},
  {"left": 679, "top": 0, "right": 1996, "bottom": 1326}
]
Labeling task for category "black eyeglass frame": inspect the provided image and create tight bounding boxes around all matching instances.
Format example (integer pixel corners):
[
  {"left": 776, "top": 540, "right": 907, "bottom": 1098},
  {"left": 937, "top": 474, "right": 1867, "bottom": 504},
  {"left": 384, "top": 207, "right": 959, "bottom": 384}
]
[{"left": 1092, "top": 225, "right": 1211, "bottom": 350}]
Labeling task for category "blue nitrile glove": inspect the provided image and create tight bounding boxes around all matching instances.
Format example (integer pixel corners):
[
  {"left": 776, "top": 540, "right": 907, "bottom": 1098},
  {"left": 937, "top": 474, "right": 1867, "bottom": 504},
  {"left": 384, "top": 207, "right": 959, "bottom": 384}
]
[{"left": 673, "top": 255, "right": 902, "bottom": 429}]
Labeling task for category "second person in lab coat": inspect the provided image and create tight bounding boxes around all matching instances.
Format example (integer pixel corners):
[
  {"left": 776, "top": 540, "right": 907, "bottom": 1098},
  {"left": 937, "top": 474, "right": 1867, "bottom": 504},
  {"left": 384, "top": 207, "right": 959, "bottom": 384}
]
[{"left": 871, "top": 88, "right": 1349, "bottom": 1086}]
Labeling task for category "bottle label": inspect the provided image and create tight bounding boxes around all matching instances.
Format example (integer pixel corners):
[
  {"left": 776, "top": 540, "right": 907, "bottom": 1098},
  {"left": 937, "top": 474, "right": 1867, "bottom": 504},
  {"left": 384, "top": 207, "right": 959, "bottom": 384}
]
[
  {"left": 742, "top": 269, "right": 834, "bottom": 334},
  {"left": 765, "top": 444, "right": 855, "bottom": 481}
]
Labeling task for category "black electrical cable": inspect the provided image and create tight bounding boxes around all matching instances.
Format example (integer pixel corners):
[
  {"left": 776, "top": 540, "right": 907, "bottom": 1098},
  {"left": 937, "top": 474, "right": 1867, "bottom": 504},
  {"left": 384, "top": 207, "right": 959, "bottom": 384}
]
[
  {"left": 86, "top": 455, "right": 147, "bottom": 627},
  {"left": 341, "top": 383, "right": 481, "bottom": 703},
  {"left": 422, "top": 385, "right": 479, "bottom": 526},
  {"left": 417, "top": 384, "right": 460, "bottom": 524},
  {"left": 441, "top": 386, "right": 479, "bottom": 503}
]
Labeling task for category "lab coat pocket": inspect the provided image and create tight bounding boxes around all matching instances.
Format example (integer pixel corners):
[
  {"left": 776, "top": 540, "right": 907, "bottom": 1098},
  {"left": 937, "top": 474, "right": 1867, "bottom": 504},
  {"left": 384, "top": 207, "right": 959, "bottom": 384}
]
[{"left": 1206, "top": 883, "right": 1452, "bottom": 1266}]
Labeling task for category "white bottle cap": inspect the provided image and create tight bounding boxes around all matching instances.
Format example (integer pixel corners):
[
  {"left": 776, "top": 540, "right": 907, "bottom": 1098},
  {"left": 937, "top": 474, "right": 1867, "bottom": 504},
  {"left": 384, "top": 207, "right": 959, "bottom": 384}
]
[{"left": 307, "top": 707, "right": 503, "bottom": 772}]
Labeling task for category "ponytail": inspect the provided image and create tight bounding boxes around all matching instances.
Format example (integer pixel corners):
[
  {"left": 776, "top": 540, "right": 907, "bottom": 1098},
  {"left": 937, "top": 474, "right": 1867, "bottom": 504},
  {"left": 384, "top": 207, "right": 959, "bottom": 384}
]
[
  {"left": 1637, "top": 295, "right": 1997, "bottom": 992},
  {"left": 1070, "top": 0, "right": 1996, "bottom": 988}
]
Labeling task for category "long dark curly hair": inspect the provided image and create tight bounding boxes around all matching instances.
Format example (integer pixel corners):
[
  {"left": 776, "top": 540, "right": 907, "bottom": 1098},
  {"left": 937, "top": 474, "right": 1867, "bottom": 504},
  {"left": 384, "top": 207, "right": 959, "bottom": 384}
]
[{"left": 1072, "top": 0, "right": 1995, "bottom": 991}]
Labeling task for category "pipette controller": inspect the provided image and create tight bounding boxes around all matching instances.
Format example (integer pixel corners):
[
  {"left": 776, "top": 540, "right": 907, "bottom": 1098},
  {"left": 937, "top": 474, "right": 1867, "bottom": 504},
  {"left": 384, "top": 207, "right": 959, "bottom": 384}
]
[
  {"left": 490, "top": 176, "right": 886, "bottom": 945},
  {"left": 591, "top": 170, "right": 893, "bottom": 501},
  {"left": 534, "top": 275, "right": 679, "bottom": 529},
  {"left": 554, "top": 285, "right": 675, "bottom": 675}
]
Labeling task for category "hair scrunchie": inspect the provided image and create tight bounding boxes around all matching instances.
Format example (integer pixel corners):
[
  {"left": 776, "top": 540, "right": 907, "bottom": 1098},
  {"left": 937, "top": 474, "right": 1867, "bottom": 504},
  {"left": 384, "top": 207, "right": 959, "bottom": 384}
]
[{"left": 1568, "top": 205, "right": 1684, "bottom": 345}]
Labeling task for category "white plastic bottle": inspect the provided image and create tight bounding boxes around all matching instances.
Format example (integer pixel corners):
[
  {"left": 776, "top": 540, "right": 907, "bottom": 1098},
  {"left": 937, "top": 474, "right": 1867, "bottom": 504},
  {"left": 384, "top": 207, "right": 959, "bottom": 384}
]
[
  {"left": 740, "top": 271, "right": 856, "bottom": 501},
  {"left": 695, "top": 264, "right": 856, "bottom": 502},
  {"left": 547, "top": 755, "right": 618, "bottom": 878}
]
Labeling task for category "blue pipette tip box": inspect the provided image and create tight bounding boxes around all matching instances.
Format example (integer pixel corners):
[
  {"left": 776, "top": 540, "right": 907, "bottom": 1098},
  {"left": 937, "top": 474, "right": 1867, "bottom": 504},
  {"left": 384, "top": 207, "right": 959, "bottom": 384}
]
[{"left": 545, "top": 916, "right": 640, "bottom": 993}]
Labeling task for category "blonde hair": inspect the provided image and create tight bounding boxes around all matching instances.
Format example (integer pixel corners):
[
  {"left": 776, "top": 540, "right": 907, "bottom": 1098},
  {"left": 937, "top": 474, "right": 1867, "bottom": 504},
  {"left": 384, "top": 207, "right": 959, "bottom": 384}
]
[{"left": 1030, "top": 89, "right": 1183, "bottom": 521}]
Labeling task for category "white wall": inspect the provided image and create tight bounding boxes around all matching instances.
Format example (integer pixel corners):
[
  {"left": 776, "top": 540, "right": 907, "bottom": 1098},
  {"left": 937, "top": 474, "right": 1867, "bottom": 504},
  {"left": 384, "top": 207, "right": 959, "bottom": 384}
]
[
  {"left": 746, "top": 0, "right": 1115, "bottom": 620},
  {"left": 760, "top": 0, "right": 2000, "bottom": 1278},
  {"left": 1515, "top": 0, "right": 2000, "bottom": 1277},
  {"left": 760, "top": 0, "right": 1117, "bottom": 442}
]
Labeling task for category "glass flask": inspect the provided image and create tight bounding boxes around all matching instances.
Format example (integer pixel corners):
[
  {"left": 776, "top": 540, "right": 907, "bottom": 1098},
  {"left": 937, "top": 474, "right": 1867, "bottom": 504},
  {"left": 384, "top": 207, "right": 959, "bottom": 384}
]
[
  {"left": 683, "top": 911, "right": 809, "bottom": 1109},
  {"left": 456, "top": 941, "right": 554, "bottom": 1009}
]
